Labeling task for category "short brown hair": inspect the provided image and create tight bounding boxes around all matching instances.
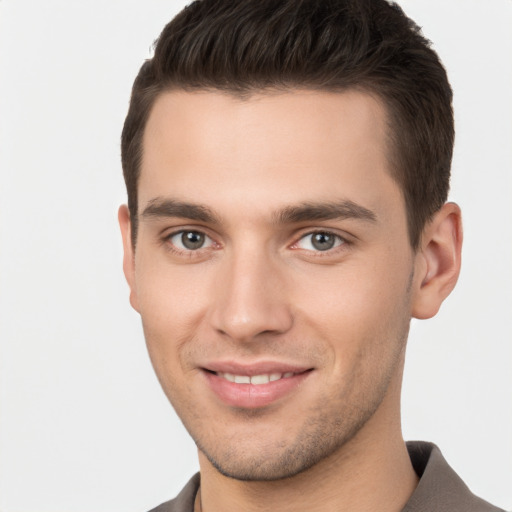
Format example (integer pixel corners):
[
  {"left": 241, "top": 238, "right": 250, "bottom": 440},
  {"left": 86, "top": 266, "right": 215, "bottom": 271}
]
[{"left": 121, "top": 0, "right": 454, "bottom": 249}]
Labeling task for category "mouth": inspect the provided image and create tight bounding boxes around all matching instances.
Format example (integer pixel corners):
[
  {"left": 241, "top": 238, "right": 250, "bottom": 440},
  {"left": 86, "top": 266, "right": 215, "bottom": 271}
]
[
  {"left": 214, "top": 370, "right": 299, "bottom": 385},
  {"left": 201, "top": 364, "right": 314, "bottom": 408}
]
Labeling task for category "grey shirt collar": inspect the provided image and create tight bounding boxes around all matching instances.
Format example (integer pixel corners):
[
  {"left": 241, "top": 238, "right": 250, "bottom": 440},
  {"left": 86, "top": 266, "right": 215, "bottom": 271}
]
[{"left": 148, "top": 441, "right": 504, "bottom": 512}]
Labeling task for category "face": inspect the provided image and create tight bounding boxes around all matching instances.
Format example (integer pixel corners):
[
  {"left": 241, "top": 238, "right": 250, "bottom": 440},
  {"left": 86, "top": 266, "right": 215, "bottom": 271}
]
[{"left": 121, "top": 89, "right": 420, "bottom": 481}]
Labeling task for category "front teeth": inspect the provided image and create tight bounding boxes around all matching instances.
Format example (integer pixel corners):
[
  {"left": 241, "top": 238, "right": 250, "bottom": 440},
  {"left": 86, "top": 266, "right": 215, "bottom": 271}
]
[{"left": 219, "top": 372, "right": 295, "bottom": 385}]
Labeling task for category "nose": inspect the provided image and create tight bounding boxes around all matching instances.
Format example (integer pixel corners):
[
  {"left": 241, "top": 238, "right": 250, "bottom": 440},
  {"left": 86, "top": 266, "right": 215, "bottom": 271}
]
[{"left": 209, "top": 246, "right": 293, "bottom": 342}]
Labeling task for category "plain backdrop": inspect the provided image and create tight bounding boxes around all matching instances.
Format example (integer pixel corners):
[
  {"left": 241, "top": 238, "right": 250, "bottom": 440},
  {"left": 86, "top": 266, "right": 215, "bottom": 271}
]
[{"left": 0, "top": 1, "right": 511, "bottom": 511}]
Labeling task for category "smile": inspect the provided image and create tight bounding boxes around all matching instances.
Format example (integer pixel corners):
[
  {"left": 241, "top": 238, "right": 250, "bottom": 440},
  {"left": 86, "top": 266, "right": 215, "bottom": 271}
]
[
  {"left": 203, "top": 366, "right": 313, "bottom": 408},
  {"left": 216, "top": 372, "right": 297, "bottom": 385}
]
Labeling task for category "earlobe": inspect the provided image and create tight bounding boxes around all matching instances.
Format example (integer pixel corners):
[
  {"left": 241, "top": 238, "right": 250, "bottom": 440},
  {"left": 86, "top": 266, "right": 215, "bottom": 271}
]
[
  {"left": 118, "top": 205, "right": 140, "bottom": 313},
  {"left": 411, "top": 202, "right": 463, "bottom": 319}
]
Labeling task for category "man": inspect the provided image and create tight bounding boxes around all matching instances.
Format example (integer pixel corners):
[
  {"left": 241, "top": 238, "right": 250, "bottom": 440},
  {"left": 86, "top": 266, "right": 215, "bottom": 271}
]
[{"left": 118, "top": 1, "right": 504, "bottom": 511}]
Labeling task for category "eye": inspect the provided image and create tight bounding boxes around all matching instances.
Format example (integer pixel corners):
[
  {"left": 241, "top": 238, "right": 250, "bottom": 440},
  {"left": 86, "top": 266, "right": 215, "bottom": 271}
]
[
  {"left": 295, "top": 231, "right": 345, "bottom": 252},
  {"left": 168, "top": 230, "right": 214, "bottom": 251}
]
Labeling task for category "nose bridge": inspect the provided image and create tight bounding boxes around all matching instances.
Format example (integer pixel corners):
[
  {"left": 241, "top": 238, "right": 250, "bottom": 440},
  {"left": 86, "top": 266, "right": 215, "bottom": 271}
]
[{"left": 209, "top": 240, "right": 292, "bottom": 341}]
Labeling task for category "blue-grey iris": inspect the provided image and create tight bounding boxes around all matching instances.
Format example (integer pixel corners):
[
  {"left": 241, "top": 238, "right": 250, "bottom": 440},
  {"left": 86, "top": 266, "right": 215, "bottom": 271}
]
[
  {"left": 311, "top": 232, "right": 336, "bottom": 251},
  {"left": 182, "top": 231, "right": 205, "bottom": 250}
]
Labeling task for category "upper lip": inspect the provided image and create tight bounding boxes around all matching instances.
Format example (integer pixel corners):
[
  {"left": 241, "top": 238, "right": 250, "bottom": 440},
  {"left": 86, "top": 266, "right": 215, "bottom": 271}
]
[{"left": 202, "top": 360, "right": 313, "bottom": 376}]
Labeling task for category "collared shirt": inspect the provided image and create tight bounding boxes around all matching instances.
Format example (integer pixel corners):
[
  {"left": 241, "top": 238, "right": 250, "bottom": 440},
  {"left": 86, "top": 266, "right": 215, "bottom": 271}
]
[{"left": 148, "top": 441, "right": 505, "bottom": 512}]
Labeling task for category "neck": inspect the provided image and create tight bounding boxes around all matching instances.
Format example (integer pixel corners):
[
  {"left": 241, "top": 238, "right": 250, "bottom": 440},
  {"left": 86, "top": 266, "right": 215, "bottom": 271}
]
[{"left": 197, "top": 374, "right": 418, "bottom": 512}]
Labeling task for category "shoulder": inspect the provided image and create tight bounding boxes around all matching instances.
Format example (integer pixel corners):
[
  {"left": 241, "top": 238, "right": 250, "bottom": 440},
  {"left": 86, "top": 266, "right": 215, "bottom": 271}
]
[
  {"left": 147, "top": 473, "right": 200, "bottom": 512},
  {"left": 403, "top": 441, "right": 506, "bottom": 512}
]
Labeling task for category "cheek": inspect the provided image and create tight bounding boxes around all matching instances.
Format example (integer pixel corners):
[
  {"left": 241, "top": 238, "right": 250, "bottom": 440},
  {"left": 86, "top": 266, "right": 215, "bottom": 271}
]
[
  {"left": 291, "top": 255, "right": 412, "bottom": 360},
  {"left": 134, "top": 256, "right": 212, "bottom": 374},
  {"left": 135, "top": 246, "right": 211, "bottom": 321},
  {"left": 297, "top": 259, "right": 409, "bottom": 316}
]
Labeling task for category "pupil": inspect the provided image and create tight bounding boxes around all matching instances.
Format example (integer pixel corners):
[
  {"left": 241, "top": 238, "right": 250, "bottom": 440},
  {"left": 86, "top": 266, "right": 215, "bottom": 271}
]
[
  {"left": 312, "top": 233, "right": 335, "bottom": 251},
  {"left": 182, "top": 231, "right": 205, "bottom": 250}
]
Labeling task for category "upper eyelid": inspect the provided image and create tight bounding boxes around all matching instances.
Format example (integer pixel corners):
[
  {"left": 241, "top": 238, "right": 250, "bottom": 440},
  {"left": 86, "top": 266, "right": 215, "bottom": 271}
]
[
  {"left": 292, "top": 229, "right": 349, "bottom": 244},
  {"left": 162, "top": 225, "right": 217, "bottom": 240},
  {"left": 300, "top": 229, "right": 344, "bottom": 237},
  {"left": 165, "top": 228, "right": 213, "bottom": 240}
]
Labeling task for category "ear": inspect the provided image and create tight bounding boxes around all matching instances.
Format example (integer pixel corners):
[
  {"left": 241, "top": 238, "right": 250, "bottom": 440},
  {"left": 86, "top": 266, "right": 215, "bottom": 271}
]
[
  {"left": 118, "top": 205, "right": 140, "bottom": 312},
  {"left": 411, "top": 202, "right": 463, "bottom": 319}
]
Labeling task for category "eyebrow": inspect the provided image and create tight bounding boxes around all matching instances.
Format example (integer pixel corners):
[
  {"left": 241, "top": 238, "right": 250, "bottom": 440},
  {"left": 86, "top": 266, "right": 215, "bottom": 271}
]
[
  {"left": 274, "top": 200, "right": 377, "bottom": 224},
  {"left": 140, "top": 197, "right": 377, "bottom": 225},
  {"left": 141, "top": 198, "right": 219, "bottom": 224}
]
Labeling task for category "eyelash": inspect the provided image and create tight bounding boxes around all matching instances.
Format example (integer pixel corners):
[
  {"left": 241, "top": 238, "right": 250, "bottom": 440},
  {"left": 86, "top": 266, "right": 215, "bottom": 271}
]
[{"left": 161, "top": 229, "right": 349, "bottom": 257}]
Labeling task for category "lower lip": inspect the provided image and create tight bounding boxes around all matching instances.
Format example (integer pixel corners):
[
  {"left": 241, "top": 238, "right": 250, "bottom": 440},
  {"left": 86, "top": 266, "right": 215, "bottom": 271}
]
[{"left": 203, "top": 371, "right": 312, "bottom": 409}]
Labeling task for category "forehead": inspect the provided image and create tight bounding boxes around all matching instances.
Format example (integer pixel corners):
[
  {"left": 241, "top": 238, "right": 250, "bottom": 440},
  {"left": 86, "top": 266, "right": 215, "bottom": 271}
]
[{"left": 139, "top": 89, "right": 401, "bottom": 222}]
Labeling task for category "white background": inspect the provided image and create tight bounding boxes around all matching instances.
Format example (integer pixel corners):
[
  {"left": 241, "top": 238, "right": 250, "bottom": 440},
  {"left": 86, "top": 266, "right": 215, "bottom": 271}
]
[{"left": 0, "top": 1, "right": 511, "bottom": 511}]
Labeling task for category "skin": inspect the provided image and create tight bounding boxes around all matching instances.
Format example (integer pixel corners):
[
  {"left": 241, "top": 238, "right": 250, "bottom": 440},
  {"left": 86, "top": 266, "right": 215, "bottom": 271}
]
[{"left": 119, "top": 89, "right": 462, "bottom": 512}]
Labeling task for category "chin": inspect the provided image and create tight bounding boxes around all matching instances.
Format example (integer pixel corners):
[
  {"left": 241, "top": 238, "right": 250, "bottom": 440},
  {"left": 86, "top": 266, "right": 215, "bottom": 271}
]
[
  {"left": 194, "top": 407, "right": 372, "bottom": 482},
  {"left": 202, "top": 448, "right": 322, "bottom": 482}
]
